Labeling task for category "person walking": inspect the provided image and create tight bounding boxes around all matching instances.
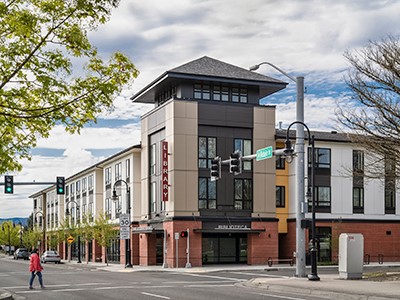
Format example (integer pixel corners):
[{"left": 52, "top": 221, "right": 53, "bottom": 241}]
[{"left": 29, "top": 249, "right": 45, "bottom": 289}]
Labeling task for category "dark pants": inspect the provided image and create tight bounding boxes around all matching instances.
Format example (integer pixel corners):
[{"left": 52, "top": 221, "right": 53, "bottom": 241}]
[{"left": 29, "top": 271, "right": 43, "bottom": 287}]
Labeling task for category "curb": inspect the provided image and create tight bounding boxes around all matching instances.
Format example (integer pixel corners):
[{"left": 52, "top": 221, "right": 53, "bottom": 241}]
[
  {"left": 242, "top": 280, "right": 399, "bottom": 300},
  {"left": 0, "top": 290, "right": 13, "bottom": 300}
]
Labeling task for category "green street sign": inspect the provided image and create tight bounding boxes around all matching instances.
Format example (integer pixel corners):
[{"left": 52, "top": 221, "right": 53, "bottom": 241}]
[{"left": 256, "top": 146, "right": 273, "bottom": 161}]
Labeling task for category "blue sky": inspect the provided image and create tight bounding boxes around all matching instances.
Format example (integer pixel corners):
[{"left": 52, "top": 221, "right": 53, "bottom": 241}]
[{"left": 1, "top": 0, "right": 399, "bottom": 218}]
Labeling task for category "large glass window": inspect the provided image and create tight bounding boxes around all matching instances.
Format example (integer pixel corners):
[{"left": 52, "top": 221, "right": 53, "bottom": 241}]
[
  {"left": 150, "top": 143, "right": 156, "bottom": 175},
  {"left": 353, "top": 187, "right": 364, "bottom": 213},
  {"left": 276, "top": 186, "right": 285, "bottom": 208},
  {"left": 198, "top": 137, "right": 216, "bottom": 169},
  {"left": 309, "top": 148, "right": 331, "bottom": 169},
  {"left": 234, "top": 139, "right": 252, "bottom": 171},
  {"left": 234, "top": 179, "right": 252, "bottom": 210},
  {"left": 198, "top": 177, "right": 216, "bottom": 209}
]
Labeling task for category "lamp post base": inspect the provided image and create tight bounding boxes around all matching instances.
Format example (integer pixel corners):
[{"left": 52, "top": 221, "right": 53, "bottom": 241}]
[
  {"left": 308, "top": 274, "right": 320, "bottom": 281},
  {"left": 125, "top": 263, "right": 133, "bottom": 268}
]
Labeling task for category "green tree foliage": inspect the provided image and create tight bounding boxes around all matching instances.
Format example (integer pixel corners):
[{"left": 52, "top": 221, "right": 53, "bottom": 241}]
[
  {"left": 337, "top": 35, "right": 400, "bottom": 178},
  {"left": 0, "top": 221, "right": 22, "bottom": 249},
  {"left": 92, "top": 212, "right": 116, "bottom": 265},
  {"left": 0, "top": 0, "right": 139, "bottom": 173},
  {"left": 22, "top": 227, "right": 43, "bottom": 251}
]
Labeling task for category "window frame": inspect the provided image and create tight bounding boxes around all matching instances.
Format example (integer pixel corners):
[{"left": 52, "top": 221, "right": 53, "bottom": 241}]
[
  {"left": 198, "top": 177, "right": 217, "bottom": 210},
  {"left": 234, "top": 178, "right": 253, "bottom": 210},
  {"left": 276, "top": 186, "right": 286, "bottom": 208}
]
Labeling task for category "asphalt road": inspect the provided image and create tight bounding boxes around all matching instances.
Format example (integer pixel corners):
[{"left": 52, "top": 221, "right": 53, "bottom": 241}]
[{"left": 1, "top": 256, "right": 390, "bottom": 300}]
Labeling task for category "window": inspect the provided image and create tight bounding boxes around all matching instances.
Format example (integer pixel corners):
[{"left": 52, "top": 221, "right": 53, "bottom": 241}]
[
  {"left": 309, "top": 148, "right": 331, "bottom": 169},
  {"left": 221, "top": 87, "right": 229, "bottom": 101},
  {"left": 198, "top": 137, "right": 216, "bottom": 169},
  {"left": 276, "top": 186, "right": 285, "bottom": 207},
  {"left": 76, "top": 181, "right": 81, "bottom": 194},
  {"left": 231, "top": 88, "right": 239, "bottom": 102},
  {"left": 194, "top": 83, "right": 210, "bottom": 100},
  {"left": 115, "top": 162, "right": 122, "bottom": 180},
  {"left": 105, "top": 167, "right": 112, "bottom": 185},
  {"left": 82, "top": 178, "right": 87, "bottom": 192},
  {"left": 199, "top": 177, "right": 216, "bottom": 209},
  {"left": 88, "top": 175, "right": 94, "bottom": 190},
  {"left": 276, "top": 156, "right": 285, "bottom": 170},
  {"left": 105, "top": 198, "right": 111, "bottom": 220},
  {"left": 150, "top": 182, "right": 156, "bottom": 213},
  {"left": 385, "top": 158, "right": 396, "bottom": 214},
  {"left": 213, "top": 85, "right": 221, "bottom": 101},
  {"left": 353, "top": 150, "right": 364, "bottom": 173},
  {"left": 150, "top": 143, "right": 156, "bottom": 175},
  {"left": 314, "top": 186, "right": 331, "bottom": 208},
  {"left": 234, "top": 179, "right": 252, "bottom": 210},
  {"left": 126, "top": 159, "right": 130, "bottom": 179},
  {"left": 239, "top": 88, "right": 248, "bottom": 103},
  {"left": 234, "top": 139, "right": 252, "bottom": 171},
  {"left": 353, "top": 187, "right": 364, "bottom": 213}
]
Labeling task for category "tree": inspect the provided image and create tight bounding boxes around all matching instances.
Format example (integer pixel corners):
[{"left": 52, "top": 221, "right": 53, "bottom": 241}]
[
  {"left": 337, "top": 35, "right": 400, "bottom": 179},
  {"left": 0, "top": 0, "right": 139, "bottom": 173},
  {"left": 92, "top": 213, "right": 116, "bottom": 266}
]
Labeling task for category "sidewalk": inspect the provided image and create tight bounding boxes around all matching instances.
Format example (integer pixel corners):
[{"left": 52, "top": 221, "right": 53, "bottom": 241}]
[
  {"left": 242, "top": 273, "right": 400, "bottom": 300},
  {"left": 2, "top": 252, "right": 400, "bottom": 300}
]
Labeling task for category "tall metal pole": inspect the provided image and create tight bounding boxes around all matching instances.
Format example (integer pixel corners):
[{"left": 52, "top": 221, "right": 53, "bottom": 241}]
[
  {"left": 295, "top": 76, "right": 306, "bottom": 277},
  {"left": 249, "top": 63, "right": 306, "bottom": 277},
  {"left": 126, "top": 187, "right": 132, "bottom": 268},
  {"left": 308, "top": 135, "right": 320, "bottom": 281}
]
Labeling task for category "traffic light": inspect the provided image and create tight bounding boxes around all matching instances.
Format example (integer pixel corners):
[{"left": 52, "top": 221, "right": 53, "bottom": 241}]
[
  {"left": 229, "top": 150, "right": 242, "bottom": 175},
  {"left": 4, "top": 175, "right": 13, "bottom": 194},
  {"left": 210, "top": 156, "right": 221, "bottom": 181},
  {"left": 56, "top": 176, "right": 65, "bottom": 195},
  {"left": 180, "top": 230, "right": 188, "bottom": 238}
]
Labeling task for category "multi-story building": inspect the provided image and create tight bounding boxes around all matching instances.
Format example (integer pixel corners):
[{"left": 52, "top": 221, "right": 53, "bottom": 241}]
[{"left": 30, "top": 56, "right": 400, "bottom": 267}]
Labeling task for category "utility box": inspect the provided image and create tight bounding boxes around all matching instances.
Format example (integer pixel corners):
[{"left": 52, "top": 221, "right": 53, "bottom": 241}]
[{"left": 338, "top": 233, "right": 364, "bottom": 279}]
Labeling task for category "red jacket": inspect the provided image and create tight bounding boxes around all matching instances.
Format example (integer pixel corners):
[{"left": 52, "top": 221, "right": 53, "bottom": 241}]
[{"left": 29, "top": 253, "right": 43, "bottom": 272}]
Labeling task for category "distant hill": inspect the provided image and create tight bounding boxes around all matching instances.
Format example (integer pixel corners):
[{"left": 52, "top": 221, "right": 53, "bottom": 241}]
[{"left": 0, "top": 217, "right": 28, "bottom": 227}]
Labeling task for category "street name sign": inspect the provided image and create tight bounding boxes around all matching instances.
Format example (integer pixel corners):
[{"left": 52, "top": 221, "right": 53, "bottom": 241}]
[{"left": 256, "top": 146, "right": 273, "bottom": 161}]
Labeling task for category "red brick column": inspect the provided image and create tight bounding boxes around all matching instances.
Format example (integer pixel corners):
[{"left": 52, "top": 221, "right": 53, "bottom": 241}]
[{"left": 248, "top": 221, "right": 278, "bottom": 265}]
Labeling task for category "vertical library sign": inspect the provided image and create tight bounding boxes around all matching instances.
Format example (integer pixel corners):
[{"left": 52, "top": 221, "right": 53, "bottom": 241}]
[{"left": 162, "top": 141, "right": 169, "bottom": 201}]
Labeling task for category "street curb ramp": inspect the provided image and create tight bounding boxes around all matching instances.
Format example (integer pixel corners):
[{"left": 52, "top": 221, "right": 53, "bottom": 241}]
[{"left": 0, "top": 290, "right": 13, "bottom": 300}]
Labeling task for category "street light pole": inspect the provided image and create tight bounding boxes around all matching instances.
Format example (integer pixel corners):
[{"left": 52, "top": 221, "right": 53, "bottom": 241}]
[
  {"left": 66, "top": 200, "right": 82, "bottom": 263},
  {"left": 308, "top": 134, "right": 320, "bottom": 281},
  {"left": 111, "top": 179, "right": 132, "bottom": 268},
  {"left": 283, "top": 121, "right": 320, "bottom": 281},
  {"left": 249, "top": 62, "right": 306, "bottom": 277}
]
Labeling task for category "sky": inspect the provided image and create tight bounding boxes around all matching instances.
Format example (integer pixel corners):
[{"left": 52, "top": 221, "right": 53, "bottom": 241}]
[{"left": 1, "top": 0, "right": 399, "bottom": 218}]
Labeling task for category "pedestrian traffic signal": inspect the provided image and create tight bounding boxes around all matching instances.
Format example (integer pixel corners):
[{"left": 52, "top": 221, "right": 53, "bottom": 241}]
[
  {"left": 180, "top": 230, "right": 188, "bottom": 238},
  {"left": 4, "top": 175, "right": 13, "bottom": 194},
  {"left": 229, "top": 150, "right": 242, "bottom": 175},
  {"left": 56, "top": 176, "right": 65, "bottom": 195},
  {"left": 210, "top": 156, "right": 221, "bottom": 181}
]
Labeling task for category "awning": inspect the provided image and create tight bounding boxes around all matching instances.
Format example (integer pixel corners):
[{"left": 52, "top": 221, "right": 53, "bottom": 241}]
[
  {"left": 131, "top": 226, "right": 164, "bottom": 234},
  {"left": 193, "top": 228, "right": 265, "bottom": 234}
]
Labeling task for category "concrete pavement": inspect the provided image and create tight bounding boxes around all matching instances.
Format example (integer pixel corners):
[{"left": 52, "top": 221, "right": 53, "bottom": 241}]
[{"left": 2, "top": 252, "right": 400, "bottom": 300}]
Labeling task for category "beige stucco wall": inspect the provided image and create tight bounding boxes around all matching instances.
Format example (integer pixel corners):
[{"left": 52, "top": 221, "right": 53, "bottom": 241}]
[{"left": 252, "top": 106, "right": 276, "bottom": 218}]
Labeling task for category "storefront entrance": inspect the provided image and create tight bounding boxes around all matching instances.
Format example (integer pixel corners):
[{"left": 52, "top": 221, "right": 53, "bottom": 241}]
[{"left": 202, "top": 233, "right": 247, "bottom": 264}]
